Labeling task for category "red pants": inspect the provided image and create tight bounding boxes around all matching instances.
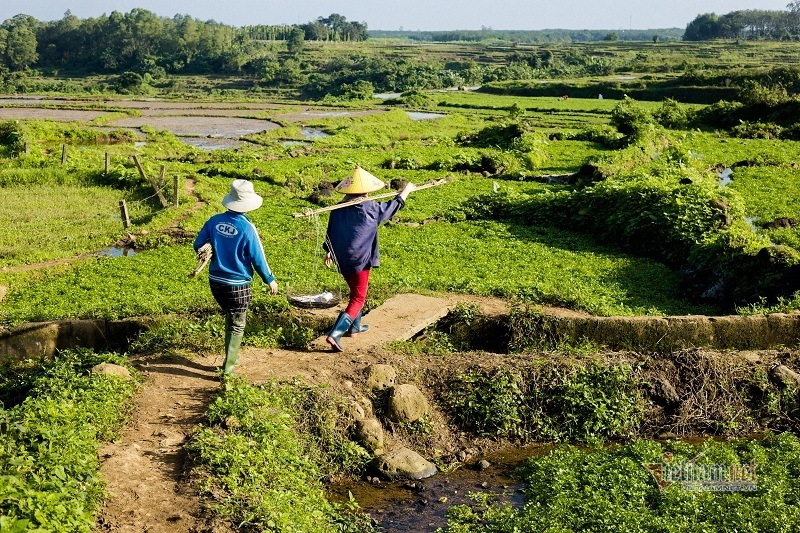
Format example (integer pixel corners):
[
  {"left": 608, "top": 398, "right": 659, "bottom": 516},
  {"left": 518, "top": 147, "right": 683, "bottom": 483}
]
[{"left": 343, "top": 269, "right": 370, "bottom": 319}]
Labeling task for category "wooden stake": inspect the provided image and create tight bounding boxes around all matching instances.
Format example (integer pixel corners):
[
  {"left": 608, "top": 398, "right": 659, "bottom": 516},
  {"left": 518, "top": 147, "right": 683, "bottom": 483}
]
[
  {"left": 291, "top": 179, "right": 448, "bottom": 218},
  {"left": 158, "top": 164, "right": 166, "bottom": 187},
  {"left": 105, "top": 152, "right": 110, "bottom": 175},
  {"left": 119, "top": 200, "right": 130, "bottom": 229},
  {"left": 132, "top": 155, "right": 169, "bottom": 208},
  {"left": 24, "top": 142, "right": 29, "bottom": 154},
  {"left": 173, "top": 175, "right": 179, "bottom": 207},
  {"left": 61, "top": 144, "right": 67, "bottom": 165}
]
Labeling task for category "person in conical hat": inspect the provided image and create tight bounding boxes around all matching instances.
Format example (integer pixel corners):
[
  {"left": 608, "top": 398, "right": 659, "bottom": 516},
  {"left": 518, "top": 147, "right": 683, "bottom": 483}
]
[
  {"left": 193, "top": 179, "right": 279, "bottom": 375},
  {"left": 323, "top": 166, "right": 415, "bottom": 352},
  {"left": 334, "top": 165, "right": 386, "bottom": 195}
]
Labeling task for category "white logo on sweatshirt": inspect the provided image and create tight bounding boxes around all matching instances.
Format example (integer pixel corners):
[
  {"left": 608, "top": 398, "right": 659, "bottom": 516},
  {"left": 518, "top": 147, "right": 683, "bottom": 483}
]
[{"left": 215, "top": 222, "right": 238, "bottom": 237}]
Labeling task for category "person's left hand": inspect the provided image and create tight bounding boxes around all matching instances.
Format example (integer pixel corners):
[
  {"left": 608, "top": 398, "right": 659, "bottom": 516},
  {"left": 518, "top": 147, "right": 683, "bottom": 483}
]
[
  {"left": 324, "top": 252, "right": 333, "bottom": 268},
  {"left": 269, "top": 280, "right": 279, "bottom": 295}
]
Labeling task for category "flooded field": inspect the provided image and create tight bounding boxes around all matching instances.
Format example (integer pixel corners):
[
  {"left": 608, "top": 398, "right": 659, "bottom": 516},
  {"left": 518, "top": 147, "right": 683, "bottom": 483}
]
[{"left": 108, "top": 115, "right": 280, "bottom": 137}]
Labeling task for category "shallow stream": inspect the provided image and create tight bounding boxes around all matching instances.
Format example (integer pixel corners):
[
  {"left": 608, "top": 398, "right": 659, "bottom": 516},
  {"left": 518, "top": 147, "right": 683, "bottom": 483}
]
[{"left": 328, "top": 444, "right": 552, "bottom": 532}]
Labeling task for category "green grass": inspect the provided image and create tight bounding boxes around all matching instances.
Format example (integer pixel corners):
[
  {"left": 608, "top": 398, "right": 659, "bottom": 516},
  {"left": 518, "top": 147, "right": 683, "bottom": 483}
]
[
  {"left": 3, "top": 90, "right": 800, "bottom": 322},
  {"left": 0, "top": 108, "right": 729, "bottom": 322},
  {"left": 0, "top": 184, "right": 126, "bottom": 267},
  {"left": 682, "top": 133, "right": 800, "bottom": 248},
  {"left": 189, "top": 377, "right": 373, "bottom": 532},
  {"left": 444, "top": 432, "right": 800, "bottom": 533},
  {"left": 0, "top": 350, "right": 139, "bottom": 532}
]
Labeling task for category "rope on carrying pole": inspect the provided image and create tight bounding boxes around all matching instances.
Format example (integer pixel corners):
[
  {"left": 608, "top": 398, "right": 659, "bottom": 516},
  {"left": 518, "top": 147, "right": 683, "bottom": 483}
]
[{"left": 285, "top": 209, "right": 343, "bottom": 309}]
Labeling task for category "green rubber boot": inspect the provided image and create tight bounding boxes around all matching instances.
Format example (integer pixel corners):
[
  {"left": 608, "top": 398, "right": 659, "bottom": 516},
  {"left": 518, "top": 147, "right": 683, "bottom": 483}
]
[{"left": 223, "top": 333, "right": 243, "bottom": 375}]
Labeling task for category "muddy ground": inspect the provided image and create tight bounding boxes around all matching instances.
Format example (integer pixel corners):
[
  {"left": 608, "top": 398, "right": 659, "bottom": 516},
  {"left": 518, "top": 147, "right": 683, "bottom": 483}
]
[{"left": 94, "top": 291, "right": 800, "bottom": 531}]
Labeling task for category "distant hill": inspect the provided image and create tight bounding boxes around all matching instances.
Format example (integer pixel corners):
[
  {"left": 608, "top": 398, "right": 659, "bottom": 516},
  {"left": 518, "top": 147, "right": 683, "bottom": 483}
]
[{"left": 368, "top": 28, "right": 685, "bottom": 43}]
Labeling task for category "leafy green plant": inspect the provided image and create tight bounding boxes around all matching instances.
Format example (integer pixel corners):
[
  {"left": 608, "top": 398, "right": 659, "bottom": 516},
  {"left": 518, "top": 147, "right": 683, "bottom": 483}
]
[
  {"left": 441, "top": 363, "right": 642, "bottom": 444},
  {"left": 0, "top": 349, "right": 138, "bottom": 531},
  {"left": 442, "top": 368, "right": 525, "bottom": 438},
  {"left": 445, "top": 433, "right": 800, "bottom": 533},
  {"left": 189, "top": 377, "right": 373, "bottom": 531}
]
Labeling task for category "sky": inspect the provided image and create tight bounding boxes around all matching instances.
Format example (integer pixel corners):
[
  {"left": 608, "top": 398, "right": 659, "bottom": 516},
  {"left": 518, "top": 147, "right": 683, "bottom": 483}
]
[{"left": 1, "top": 1, "right": 792, "bottom": 31}]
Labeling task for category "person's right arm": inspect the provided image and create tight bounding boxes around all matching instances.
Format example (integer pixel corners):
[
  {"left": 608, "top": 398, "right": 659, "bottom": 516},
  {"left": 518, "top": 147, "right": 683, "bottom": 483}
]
[
  {"left": 398, "top": 182, "right": 416, "bottom": 201},
  {"left": 193, "top": 220, "right": 211, "bottom": 251},
  {"left": 372, "top": 182, "right": 417, "bottom": 224}
]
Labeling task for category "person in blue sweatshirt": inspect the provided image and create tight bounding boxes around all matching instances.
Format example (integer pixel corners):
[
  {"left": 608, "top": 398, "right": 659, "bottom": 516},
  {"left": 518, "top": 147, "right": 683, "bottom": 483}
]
[{"left": 194, "top": 179, "right": 278, "bottom": 374}]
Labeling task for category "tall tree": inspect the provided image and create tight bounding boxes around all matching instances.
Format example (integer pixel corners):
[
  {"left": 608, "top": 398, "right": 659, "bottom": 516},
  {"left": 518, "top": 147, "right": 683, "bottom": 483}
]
[
  {"left": 684, "top": 13, "right": 720, "bottom": 40},
  {"left": 287, "top": 27, "right": 305, "bottom": 55},
  {"left": 2, "top": 18, "right": 38, "bottom": 70}
]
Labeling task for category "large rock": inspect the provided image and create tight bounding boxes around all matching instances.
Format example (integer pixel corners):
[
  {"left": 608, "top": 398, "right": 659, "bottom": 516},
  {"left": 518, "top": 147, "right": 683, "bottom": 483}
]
[
  {"left": 91, "top": 362, "right": 133, "bottom": 380},
  {"left": 387, "top": 384, "right": 428, "bottom": 423},
  {"left": 370, "top": 447, "right": 437, "bottom": 480},
  {"left": 354, "top": 418, "right": 384, "bottom": 453},
  {"left": 769, "top": 364, "right": 800, "bottom": 389},
  {"left": 366, "top": 364, "right": 397, "bottom": 391}
]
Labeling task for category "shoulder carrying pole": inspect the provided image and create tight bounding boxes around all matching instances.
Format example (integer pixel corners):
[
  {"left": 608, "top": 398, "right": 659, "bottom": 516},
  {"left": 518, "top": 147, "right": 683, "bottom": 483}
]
[{"left": 291, "top": 179, "right": 448, "bottom": 218}]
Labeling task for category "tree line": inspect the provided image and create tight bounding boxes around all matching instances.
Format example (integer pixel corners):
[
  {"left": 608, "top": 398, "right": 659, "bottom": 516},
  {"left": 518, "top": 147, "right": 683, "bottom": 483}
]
[
  {"left": 0, "top": 10, "right": 367, "bottom": 74},
  {"left": 684, "top": 5, "right": 800, "bottom": 40}
]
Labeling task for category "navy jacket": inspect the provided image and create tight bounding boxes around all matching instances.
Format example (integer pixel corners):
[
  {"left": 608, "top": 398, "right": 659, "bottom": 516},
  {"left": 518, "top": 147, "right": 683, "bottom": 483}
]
[{"left": 325, "top": 196, "right": 405, "bottom": 275}]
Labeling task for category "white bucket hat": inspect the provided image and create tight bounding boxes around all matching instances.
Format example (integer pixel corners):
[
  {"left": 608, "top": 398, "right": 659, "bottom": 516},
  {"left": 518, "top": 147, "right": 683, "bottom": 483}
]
[{"left": 222, "top": 179, "right": 263, "bottom": 212}]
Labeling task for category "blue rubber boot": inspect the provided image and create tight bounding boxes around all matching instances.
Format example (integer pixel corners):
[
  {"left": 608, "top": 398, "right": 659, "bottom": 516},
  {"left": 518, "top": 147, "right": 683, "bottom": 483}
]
[
  {"left": 346, "top": 311, "right": 369, "bottom": 337},
  {"left": 326, "top": 312, "right": 353, "bottom": 352}
]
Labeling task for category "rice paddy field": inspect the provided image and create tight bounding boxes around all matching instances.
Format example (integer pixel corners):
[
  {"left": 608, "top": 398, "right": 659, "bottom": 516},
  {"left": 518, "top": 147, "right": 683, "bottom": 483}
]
[{"left": 4, "top": 37, "right": 800, "bottom": 533}]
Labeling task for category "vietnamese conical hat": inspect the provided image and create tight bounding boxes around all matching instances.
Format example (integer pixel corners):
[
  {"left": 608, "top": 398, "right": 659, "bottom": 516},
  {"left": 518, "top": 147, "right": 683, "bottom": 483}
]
[{"left": 335, "top": 165, "right": 385, "bottom": 195}]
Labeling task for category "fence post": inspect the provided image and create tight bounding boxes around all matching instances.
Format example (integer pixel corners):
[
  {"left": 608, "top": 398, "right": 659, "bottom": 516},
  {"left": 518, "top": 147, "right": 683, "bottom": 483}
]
[
  {"left": 173, "top": 175, "right": 179, "bottom": 207},
  {"left": 24, "top": 142, "right": 29, "bottom": 154},
  {"left": 61, "top": 144, "right": 67, "bottom": 165},
  {"left": 105, "top": 152, "right": 110, "bottom": 175},
  {"left": 119, "top": 200, "right": 130, "bottom": 229},
  {"left": 132, "top": 155, "right": 169, "bottom": 208}
]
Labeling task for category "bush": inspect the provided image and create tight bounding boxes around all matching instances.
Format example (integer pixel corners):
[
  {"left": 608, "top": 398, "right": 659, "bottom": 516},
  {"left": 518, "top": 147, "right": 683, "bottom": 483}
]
[
  {"left": 457, "top": 122, "right": 525, "bottom": 149},
  {"left": 652, "top": 98, "right": 691, "bottom": 129},
  {"left": 441, "top": 363, "right": 643, "bottom": 444},
  {"left": 339, "top": 80, "right": 374, "bottom": 100},
  {"left": 567, "top": 124, "right": 622, "bottom": 146},
  {"left": 0, "top": 120, "right": 24, "bottom": 155},
  {"left": 610, "top": 96, "right": 655, "bottom": 140},
  {"left": 461, "top": 167, "right": 742, "bottom": 266},
  {"left": 732, "top": 121, "right": 784, "bottom": 139}
]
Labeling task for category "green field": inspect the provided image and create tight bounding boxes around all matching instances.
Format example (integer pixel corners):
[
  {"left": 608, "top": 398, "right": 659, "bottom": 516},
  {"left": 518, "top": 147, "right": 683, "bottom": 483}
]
[{"left": 5, "top": 34, "right": 800, "bottom": 533}]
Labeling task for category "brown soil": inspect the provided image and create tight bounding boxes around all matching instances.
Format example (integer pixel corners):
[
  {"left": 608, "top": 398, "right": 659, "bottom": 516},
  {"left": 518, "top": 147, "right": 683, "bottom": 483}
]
[
  {"left": 97, "top": 354, "right": 228, "bottom": 533},
  {"left": 94, "top": 292, "right": 798, "bottom": 530},
  {"left": 108, "top": 116, "right": 281, "bottom": 137},
  {"left": 96, "top": 293, "right": 506, "bottom": 530}
]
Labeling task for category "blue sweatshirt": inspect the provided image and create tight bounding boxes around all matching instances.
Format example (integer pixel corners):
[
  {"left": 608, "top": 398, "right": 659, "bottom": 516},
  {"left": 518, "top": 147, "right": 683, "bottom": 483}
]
[
  {"left": 193, "top": 211, "right": 275, "bottom": 286},
  {"left": 325, "top": 196, "right": 405, "bottom": 275}
]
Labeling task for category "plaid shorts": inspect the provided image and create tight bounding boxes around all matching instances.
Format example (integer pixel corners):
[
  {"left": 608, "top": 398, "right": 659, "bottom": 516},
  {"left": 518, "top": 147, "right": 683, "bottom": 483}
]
[{"left": 209, "top": 281, "right": 252, "bottom": 313}]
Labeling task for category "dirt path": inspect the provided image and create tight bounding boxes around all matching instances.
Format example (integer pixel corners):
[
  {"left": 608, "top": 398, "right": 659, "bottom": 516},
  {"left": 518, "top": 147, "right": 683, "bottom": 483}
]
[
  {"left": 97, "top": 354, "right": 226, "bottom": 533},
  {"left": 239, "top": 293, "right": 487, "bottom": 383},
  {"left": 96, "top": 294, "right": 505, "bottom": 531}
]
